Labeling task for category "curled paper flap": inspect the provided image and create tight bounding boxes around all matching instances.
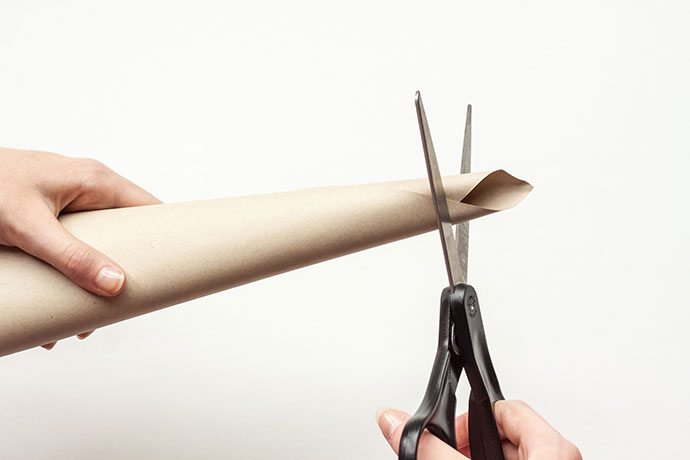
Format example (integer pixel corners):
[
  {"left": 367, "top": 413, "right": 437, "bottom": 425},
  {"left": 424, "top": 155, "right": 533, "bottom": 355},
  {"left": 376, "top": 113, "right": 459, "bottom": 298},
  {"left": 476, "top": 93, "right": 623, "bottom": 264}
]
[{"left": 0, "top": 171, "right": 532, "bottom": 357}]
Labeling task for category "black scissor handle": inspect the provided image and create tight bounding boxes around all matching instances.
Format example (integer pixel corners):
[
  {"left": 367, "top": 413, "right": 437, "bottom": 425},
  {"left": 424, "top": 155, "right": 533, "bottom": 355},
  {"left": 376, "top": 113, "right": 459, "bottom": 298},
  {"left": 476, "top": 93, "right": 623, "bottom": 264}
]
[
  {"left": 468, "top": 390, "right": 505, "bottom": 460},
  {"left": 451, "top": 284, "right": 504, "bottom": 460},
  {"left": 450, "top": 285, "right": 504, "bottom": 404},
  {"left": 399, "top": 288, "right": 462, "bottom": 460},
  {"left": 399, "top": 285, "right": 504, "bottom": 460}
]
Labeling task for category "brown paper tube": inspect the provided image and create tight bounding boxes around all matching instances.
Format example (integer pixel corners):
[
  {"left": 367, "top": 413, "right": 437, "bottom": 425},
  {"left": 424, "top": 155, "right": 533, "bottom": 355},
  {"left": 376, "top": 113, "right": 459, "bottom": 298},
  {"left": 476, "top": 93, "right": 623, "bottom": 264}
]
[{"left": 0, "top": 170, "right": 532, "bottom": 357}]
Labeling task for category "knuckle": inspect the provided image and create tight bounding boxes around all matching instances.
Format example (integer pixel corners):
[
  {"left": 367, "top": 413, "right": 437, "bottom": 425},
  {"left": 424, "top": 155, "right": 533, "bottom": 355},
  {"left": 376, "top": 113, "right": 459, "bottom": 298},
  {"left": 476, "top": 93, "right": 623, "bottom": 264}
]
[
  {"left": 78, "top": 158, "right": 107, "bottom": 171},
  {"left": 493, "top": 399, "right": 507, "bottom": 419},
  {"left": 560, "top": 440, "right": 582, "bottom": 460},
  {"left": 503, "top": 399, "right": 530, "bottom": 417},
  {"left": 0, "top": 214, "right": 17, "bottom": 243},
  {"left": 62, "top": 243, "right": 96, "bottom": 277},
  {"left": 76, "top": 159, "right": 113, "bottom": 190},
  {"left": 0, "top": 205, "right": 28, "bottom": 245},
  {"left": 509, "top": 399, "right": 529, "bottom": 409},
  {"left": 534, "top": 437, "right": 581, "bottom": 460}
]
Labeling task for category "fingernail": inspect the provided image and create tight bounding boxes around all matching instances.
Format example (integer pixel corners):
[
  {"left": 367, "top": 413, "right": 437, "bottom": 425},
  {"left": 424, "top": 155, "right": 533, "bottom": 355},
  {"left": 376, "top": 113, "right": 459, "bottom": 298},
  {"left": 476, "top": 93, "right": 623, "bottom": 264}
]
[
  {"left": 77, "top": 331, "right": 94, "bottom": 340},
  {"left": 41, "top": 342, "right": 56, "bottom": 350},
  {"left": 376, "top": 406, "right": 403, "bottom": 441},
  {"left": 95, "top": 266, "right": 125, "bottom": 294},
  {"left": 375, "top": 405, "right": 392, "bottom": 423}
]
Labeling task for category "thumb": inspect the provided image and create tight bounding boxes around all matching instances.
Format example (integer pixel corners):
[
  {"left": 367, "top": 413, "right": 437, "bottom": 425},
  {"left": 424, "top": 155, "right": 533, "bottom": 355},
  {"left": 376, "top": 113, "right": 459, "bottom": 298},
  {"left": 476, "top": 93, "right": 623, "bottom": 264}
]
[
  {"left": 376, "top": 406, "right": 408, "bottom": 452},
  {"left": 13, "top": 207, "right": 126, "bottom": 296},
  {"left": 375, "top": 406, "right": 469, "bottom": 459}
]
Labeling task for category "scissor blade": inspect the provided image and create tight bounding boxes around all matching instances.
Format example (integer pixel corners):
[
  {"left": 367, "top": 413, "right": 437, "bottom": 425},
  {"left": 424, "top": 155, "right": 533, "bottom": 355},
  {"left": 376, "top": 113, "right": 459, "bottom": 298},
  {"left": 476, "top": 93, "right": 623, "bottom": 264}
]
[
  {"left": 461, "top": 105, "right": 472, "bottom": 175},
  {"left": 415, "top": 91, "right": 465, "bottom": 288},
  {"left": 454, "top": 104, "right": 472, "bottom": 284}
]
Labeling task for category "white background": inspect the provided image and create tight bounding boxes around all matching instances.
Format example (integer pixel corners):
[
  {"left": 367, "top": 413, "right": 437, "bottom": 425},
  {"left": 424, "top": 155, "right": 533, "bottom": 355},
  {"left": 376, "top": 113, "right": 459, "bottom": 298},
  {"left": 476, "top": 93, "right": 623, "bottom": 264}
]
[{"left": 1, "top": 1, "right": 689, "bottom": 459}]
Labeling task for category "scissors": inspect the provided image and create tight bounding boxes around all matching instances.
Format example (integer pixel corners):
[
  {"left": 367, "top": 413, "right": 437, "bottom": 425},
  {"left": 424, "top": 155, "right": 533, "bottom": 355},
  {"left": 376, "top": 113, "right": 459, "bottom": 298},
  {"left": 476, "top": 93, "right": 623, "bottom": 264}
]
[{"left": 398, "top": 92, "right": 505, "bottom": 460}]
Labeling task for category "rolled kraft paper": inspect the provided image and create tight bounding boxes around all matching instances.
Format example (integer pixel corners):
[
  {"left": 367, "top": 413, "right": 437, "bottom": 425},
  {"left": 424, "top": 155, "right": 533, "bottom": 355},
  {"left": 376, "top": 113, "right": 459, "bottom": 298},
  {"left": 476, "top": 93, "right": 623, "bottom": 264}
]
[{"left": 0, "top": 170, "right": 532, "bottom": 357}]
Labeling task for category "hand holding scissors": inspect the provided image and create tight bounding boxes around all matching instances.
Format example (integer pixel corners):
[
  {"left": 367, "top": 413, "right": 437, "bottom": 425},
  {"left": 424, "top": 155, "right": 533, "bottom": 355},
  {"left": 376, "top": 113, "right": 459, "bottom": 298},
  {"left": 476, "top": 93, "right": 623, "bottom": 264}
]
[
  {"left": 378, "top": 93, "right": 579, "bottom": 460},
  {"left": 377, "top": 400, "right": 582, "bottom": 460}
]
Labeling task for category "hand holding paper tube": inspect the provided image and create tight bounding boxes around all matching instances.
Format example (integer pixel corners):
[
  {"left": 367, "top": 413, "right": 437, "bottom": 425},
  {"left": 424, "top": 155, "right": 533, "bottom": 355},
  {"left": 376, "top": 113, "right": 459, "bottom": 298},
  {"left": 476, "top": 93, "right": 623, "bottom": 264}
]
[{"left": 0, "top": 171, "right": 531, "bottom": 357}]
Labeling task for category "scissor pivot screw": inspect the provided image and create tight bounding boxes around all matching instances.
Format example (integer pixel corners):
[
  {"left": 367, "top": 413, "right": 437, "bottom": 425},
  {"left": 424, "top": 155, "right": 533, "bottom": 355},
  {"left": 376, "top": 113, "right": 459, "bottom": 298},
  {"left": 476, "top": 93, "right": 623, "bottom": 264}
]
[{"left": 468, "top": 296, "right": 478, "bottom": 317}]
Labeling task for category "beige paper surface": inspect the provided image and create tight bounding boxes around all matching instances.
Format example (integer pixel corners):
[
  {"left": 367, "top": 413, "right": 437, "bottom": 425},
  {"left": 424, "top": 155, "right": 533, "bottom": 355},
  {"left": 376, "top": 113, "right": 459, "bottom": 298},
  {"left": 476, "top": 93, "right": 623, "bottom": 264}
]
[{"left": 0, "top": 171, "right": 531, "bottom": 357}]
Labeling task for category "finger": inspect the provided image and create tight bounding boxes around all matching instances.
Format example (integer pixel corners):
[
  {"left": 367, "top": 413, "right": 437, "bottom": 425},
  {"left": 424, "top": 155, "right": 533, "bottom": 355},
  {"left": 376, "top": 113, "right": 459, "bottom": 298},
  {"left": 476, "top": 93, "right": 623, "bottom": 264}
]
[
  {"left": 14, "top": 207, "right": 126, "bottom": 296},
  {"left": 493, "top": 400, "right": 560, "bottom": 447},
  {"left": 110, "top": 175, "right": 163, "bottom": 207},
  {"left": 375, "top": 407, "right": 469, "bottom": 460},
  {"left": 62, "top": 163, "right": 162, "bottom": 212},
  {"left": 502, "top": 440, "right": 520, "bottom": 460},
  {"left": 77, "top": 330, "right": 94, "bottom": 340},
  {"left": 495, "top": 401, "right": 583, "bottom": 460},
  {"left": 41, "top": 342, "right": 56, "bottom": 350},
  {"left": 454, "top": 412, "right": 471, "bottom": 458}
]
